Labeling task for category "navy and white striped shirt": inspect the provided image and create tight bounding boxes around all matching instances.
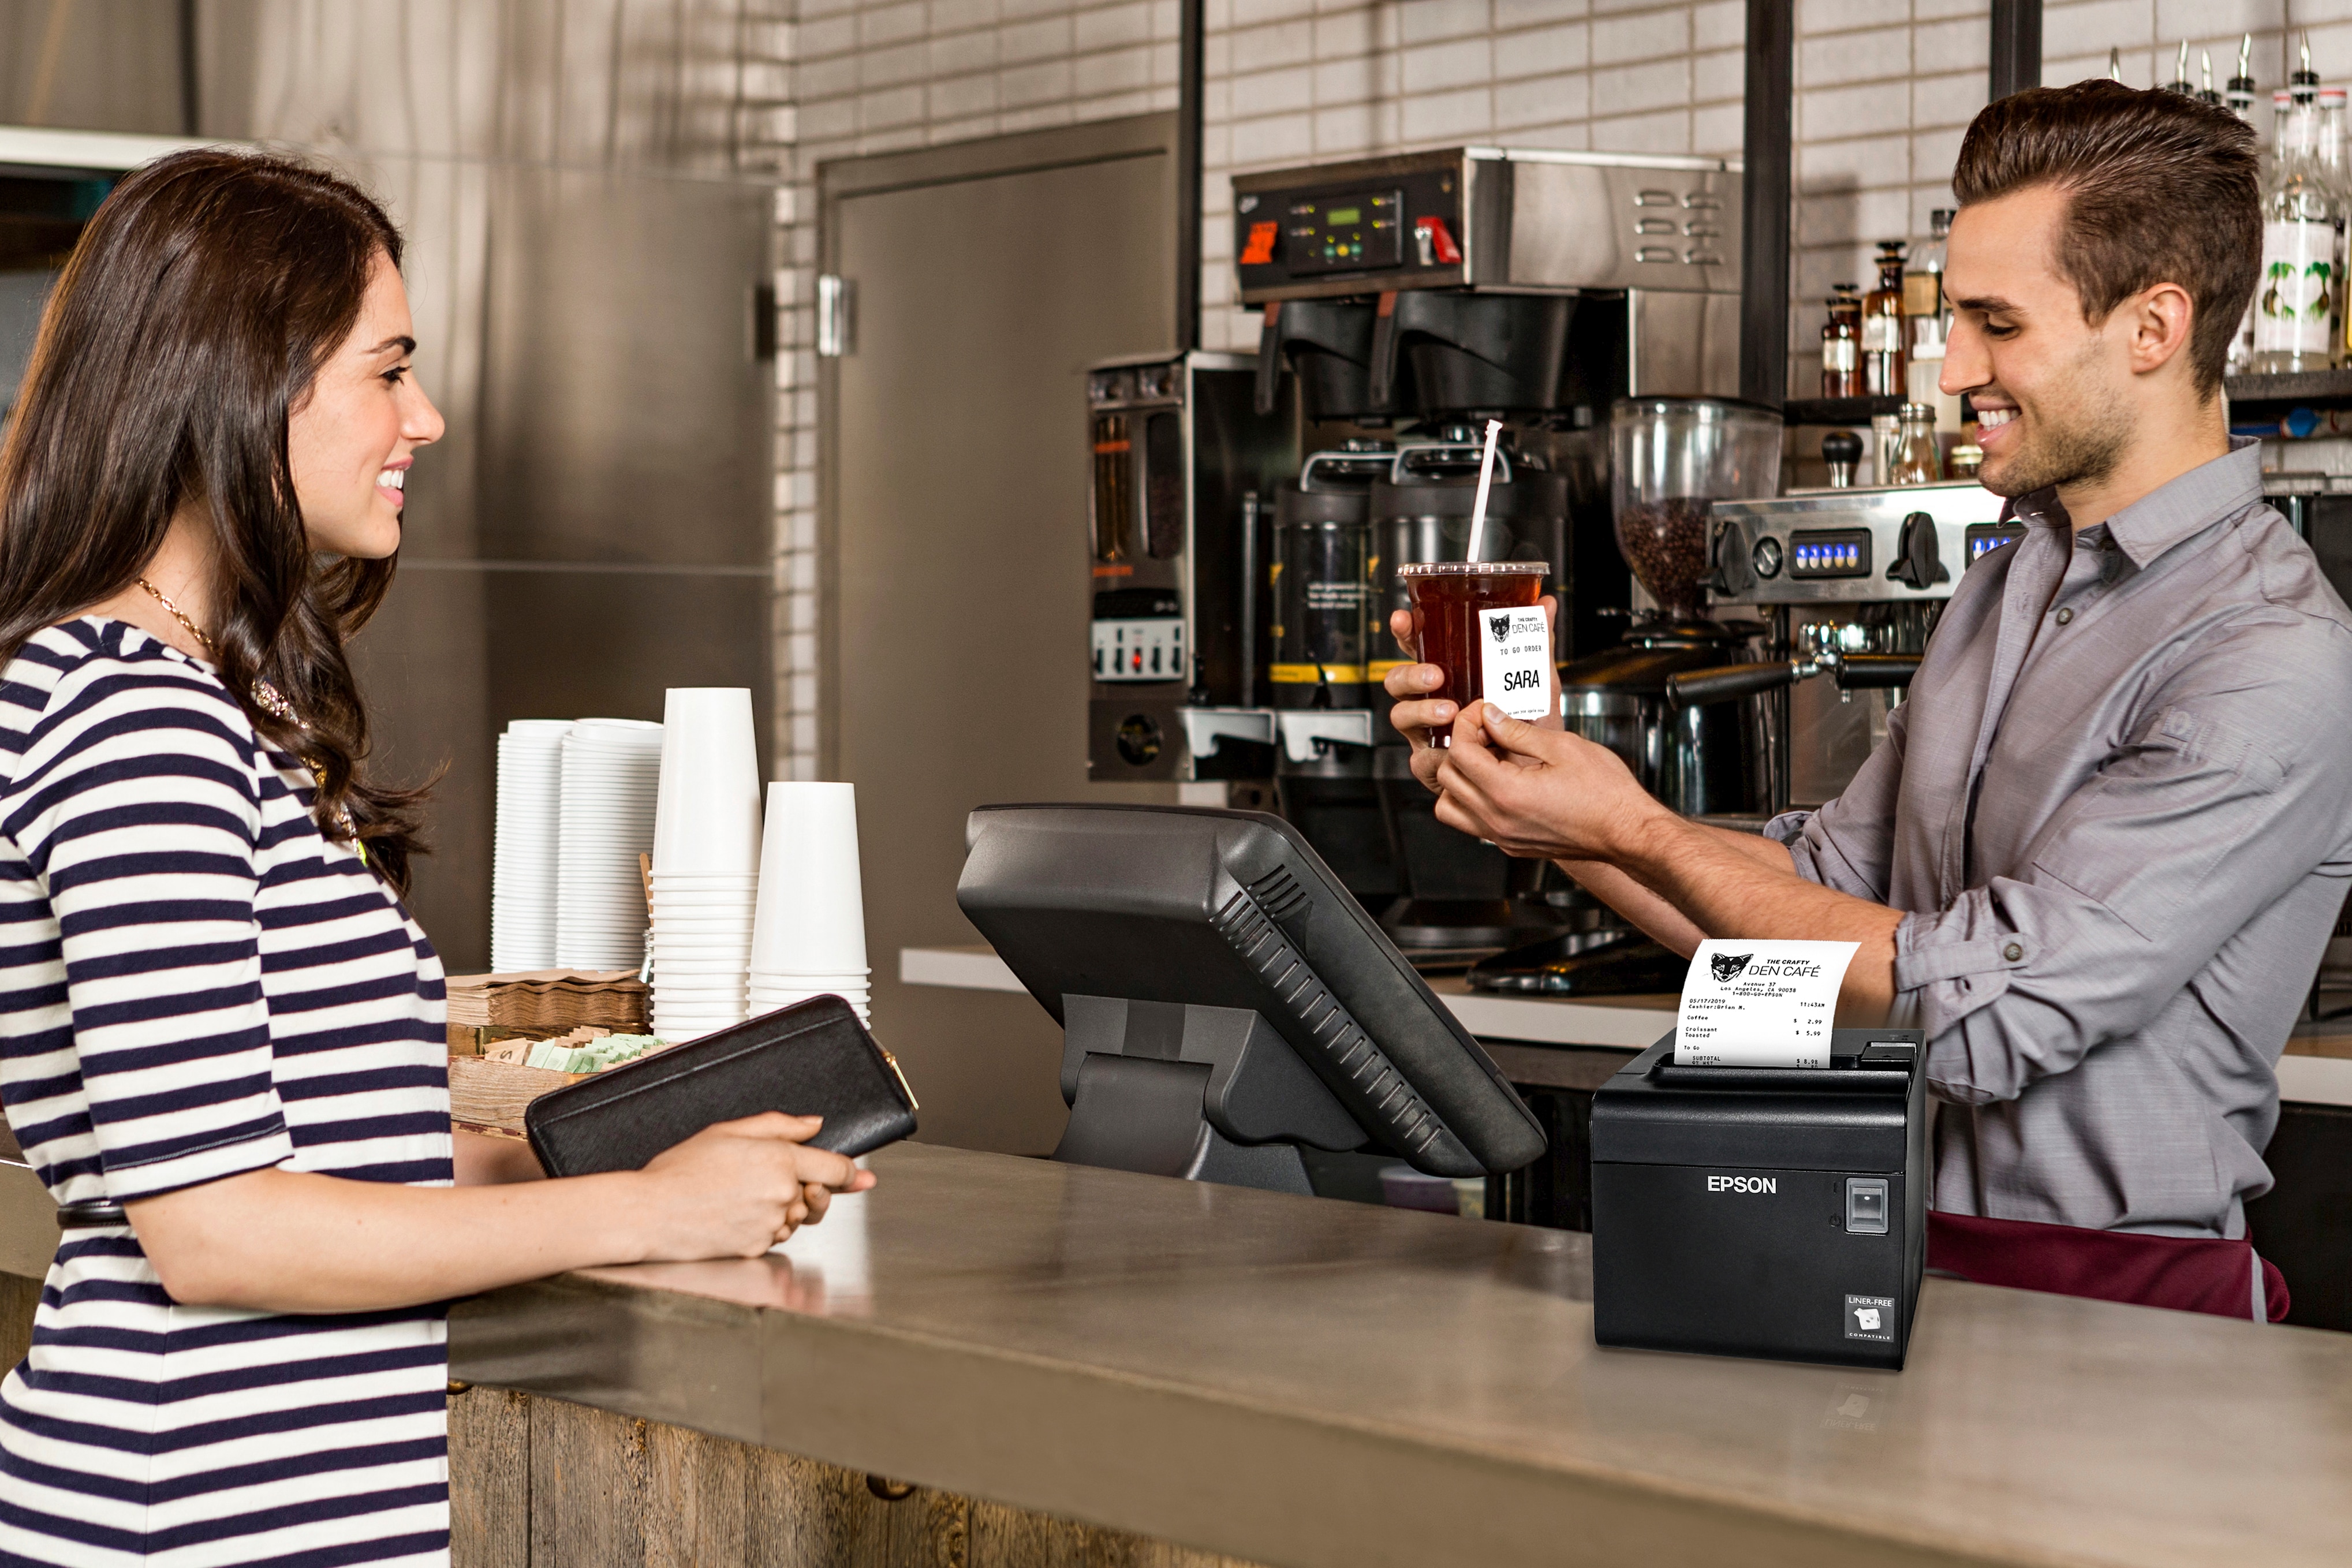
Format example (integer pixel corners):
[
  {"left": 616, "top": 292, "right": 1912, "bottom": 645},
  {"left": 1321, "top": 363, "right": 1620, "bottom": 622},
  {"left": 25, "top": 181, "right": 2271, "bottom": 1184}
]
[{"left": 0, "top": 618, "right": 453, "bottom": 1566}]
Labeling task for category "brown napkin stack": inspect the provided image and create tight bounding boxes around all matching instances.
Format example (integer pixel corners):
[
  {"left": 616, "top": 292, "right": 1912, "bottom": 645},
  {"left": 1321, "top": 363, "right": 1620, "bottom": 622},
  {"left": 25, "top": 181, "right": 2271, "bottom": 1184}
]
[{"left": 446, "top": 969, "right": 651, "bottom": 1035}]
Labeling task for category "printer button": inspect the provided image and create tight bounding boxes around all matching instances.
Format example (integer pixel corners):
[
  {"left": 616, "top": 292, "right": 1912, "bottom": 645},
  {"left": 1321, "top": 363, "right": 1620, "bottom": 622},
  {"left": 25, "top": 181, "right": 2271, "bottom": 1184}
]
[{"left": 1845, "top": 1177, "right": 1890, "bottom": 1235}]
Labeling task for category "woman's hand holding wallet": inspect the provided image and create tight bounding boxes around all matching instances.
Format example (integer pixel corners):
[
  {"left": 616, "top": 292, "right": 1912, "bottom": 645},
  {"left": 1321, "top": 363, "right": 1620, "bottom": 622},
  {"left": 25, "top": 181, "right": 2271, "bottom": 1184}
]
[{"left": 633, "top": 1111, "right": 875, "bottom": 1259}]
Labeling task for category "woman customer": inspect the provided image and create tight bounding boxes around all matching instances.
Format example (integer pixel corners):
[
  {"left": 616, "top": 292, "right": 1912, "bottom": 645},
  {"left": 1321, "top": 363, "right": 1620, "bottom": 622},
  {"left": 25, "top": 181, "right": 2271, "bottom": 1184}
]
[{"left": 0, "top": 149, "right": 869, "bottom": 1566}]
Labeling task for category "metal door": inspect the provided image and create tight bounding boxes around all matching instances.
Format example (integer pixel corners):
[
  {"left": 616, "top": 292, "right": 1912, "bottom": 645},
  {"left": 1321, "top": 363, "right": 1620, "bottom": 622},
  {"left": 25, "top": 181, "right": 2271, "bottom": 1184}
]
[{"left": 823, "top": 117, "right": 1174, "bottom": 1155}]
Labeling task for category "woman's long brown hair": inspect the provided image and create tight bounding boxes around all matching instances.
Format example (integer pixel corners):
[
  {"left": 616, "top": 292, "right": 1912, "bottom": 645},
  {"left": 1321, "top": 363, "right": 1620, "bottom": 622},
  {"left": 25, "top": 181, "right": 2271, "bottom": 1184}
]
[{"left": 0, "top": 148, "right": 429, "bottom": 891}]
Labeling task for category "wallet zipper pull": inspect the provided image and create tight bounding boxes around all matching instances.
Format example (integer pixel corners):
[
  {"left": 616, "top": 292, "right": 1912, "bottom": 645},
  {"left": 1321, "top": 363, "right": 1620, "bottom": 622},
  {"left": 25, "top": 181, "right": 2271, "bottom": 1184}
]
[{"left": 878, "top": 1047, "right": 920, "bottom": 1112}]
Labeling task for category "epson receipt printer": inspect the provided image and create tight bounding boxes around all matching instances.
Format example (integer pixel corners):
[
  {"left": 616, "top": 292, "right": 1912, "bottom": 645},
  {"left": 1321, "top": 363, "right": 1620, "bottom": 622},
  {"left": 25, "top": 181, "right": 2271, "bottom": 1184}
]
[{"left": 1591, "top": 1028, "right": 1929, "bottom": 1369}]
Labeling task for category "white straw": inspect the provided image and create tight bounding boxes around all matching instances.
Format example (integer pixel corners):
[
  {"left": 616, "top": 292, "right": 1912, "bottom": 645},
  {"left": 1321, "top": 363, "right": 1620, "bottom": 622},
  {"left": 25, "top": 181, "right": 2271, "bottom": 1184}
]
[{"left": 1465, "top": 418, "right": 1504, "bottom": 561}]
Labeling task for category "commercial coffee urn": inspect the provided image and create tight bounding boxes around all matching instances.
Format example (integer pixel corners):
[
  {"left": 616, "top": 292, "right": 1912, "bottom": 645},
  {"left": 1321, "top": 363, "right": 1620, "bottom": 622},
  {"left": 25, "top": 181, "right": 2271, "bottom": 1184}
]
[
  {"left": 1591, "top": 1029, "right": 1929, "bottom": 1369},
  {"left": 1085, "top": 352, "right": 1300, "bottom": 786}
]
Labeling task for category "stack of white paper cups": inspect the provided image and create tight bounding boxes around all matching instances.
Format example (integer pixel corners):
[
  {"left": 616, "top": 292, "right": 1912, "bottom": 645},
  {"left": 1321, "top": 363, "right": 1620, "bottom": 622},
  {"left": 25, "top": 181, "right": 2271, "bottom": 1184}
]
[
  {"left": 748, "top": 782, "right": 869, "bottom": 1024},
  {"left": 490, "top": 719, "right": 573, "bottom": 972},
  {"left": 553, "top": 719, "right": 664, "bottom": 970},
  {"left": 649, "top": 689, "right": 763, "bottom": 1040}
]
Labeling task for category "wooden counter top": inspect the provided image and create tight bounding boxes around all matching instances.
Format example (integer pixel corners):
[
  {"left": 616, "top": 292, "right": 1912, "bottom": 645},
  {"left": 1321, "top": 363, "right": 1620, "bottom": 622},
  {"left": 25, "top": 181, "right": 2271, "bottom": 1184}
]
[{"left": 448, "top": 1141, "right": 2352, "bottom": 1568}]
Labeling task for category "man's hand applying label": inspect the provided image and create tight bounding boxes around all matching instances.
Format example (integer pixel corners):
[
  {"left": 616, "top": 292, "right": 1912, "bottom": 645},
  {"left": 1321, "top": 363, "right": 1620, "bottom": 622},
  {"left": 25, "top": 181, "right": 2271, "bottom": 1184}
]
[
  {"left": 1429, "top": 701, "right": 1664, "bottom": 863},
  {"left": 1383, "top": 599, "right": 1565, "bottom": 795}
]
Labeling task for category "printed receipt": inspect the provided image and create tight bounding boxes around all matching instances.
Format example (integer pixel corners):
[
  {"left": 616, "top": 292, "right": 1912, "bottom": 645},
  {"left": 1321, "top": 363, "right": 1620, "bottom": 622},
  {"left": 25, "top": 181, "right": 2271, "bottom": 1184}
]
[{"left": 1674, "top": 939, "right": 1861, "bottom": 1067}]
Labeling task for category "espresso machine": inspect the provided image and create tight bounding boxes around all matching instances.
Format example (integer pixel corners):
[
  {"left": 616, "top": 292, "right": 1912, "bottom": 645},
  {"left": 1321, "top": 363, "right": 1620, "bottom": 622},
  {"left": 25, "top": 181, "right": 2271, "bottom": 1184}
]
[
  {"left": 1675, "top": 480, "right": 2011, "bottom": 809},
  {"left": 1234, "top": 146, "right": 1744, "bottom": 958}
]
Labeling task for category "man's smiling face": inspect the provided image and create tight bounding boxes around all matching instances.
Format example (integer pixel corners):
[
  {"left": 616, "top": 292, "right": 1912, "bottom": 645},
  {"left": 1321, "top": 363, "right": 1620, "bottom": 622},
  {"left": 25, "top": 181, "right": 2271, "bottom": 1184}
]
[{"left": 1940, "top": 183, "right": 2137, "bottom": 501}]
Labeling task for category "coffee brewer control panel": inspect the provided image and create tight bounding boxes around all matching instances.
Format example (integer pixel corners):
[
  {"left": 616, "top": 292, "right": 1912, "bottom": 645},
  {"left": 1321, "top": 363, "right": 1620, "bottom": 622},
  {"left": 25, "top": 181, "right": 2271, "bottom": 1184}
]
[{"left": 1234, "top": 147, "right": 1741, "bottom": 304}]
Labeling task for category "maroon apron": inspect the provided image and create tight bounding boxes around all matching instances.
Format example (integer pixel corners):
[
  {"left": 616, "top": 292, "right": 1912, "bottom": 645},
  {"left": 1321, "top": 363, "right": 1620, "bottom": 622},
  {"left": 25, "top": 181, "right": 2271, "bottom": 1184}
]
[{"left": 1928, "top": 1211, "right": 2290, "bottom": 1322}]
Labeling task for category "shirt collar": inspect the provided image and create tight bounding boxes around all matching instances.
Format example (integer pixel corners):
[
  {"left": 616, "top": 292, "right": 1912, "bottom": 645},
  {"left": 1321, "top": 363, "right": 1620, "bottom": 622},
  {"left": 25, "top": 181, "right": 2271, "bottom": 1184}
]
[{"left": 2009, "top": 438, "right": 2263, "bottom": 569}]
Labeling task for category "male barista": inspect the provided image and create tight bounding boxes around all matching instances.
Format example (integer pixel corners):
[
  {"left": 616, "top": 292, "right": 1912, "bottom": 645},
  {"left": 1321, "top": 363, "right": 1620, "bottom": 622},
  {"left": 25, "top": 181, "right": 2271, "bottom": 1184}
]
[{"left": 1387, "top": 83, "right": 2352, "bottom": 1270}]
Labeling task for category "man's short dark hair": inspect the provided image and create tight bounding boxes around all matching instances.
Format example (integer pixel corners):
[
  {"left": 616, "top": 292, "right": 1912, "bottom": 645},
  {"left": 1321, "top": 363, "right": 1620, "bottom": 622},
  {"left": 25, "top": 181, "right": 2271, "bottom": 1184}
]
[{"left": 1952, "top": 80, "right": 2260, "bottom": 397}]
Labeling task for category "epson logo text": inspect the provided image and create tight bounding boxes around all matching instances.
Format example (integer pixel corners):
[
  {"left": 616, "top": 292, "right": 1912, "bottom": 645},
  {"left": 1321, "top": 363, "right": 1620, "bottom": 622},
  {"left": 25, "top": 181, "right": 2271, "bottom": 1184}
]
[{"left": 1708, "top": 1175, "right": 1777, "bottom": 1194}]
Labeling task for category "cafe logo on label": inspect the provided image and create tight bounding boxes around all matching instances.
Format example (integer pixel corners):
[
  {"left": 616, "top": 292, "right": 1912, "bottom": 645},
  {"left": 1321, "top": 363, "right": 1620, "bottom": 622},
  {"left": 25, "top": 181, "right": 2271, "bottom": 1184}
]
[
  {"left": 1488, "top": 614, "right": 1512, "bottom": 643},
  {"left": 1845, "top": 1294, "right": 1896, "bottom": 1342},
  {"left": 1710, "top": 951, "right": 1754, "bottom": 983}
]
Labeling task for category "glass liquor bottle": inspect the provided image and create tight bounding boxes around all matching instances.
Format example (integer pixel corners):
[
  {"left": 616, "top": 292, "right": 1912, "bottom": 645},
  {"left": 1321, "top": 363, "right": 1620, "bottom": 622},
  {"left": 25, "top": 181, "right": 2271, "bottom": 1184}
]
[
  {"left": 1905, "top": 213, "right": 1961, "bottom": 430},
  {"left": 1862, "top": 241, "right": 1907, "bottom": 399},
  {"left": 2254, "top": 51, "right": 2341, "bottom": 374},
  {"left": 1821, "top": 285, "right": 1863, "bottom": 398},
  {"left": 1887, "top": 404, "right": 1943, "bottom": 487}
]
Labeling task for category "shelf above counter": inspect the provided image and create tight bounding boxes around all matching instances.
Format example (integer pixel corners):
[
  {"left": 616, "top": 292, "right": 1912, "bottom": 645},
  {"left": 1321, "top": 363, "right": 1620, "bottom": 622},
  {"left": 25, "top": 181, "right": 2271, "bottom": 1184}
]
[
  {"left": 2226, "top": 368, "right": 2352, "bottom": 410},
  {"left": 1779, "top": 394, "right": 1904, "bottom": 427}
]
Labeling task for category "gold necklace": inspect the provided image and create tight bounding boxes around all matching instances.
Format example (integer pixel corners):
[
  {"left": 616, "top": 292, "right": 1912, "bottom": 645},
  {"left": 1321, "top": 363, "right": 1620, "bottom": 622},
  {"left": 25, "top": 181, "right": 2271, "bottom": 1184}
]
[{"left": 134, "top": 578, "right": 364, "bottom": 861}]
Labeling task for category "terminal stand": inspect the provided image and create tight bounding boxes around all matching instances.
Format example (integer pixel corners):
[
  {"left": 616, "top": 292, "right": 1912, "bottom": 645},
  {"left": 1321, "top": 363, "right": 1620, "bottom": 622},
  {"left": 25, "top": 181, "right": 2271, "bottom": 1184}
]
[{"left": 1048, "top": 995, "right": 1365, "bottom": 1196}]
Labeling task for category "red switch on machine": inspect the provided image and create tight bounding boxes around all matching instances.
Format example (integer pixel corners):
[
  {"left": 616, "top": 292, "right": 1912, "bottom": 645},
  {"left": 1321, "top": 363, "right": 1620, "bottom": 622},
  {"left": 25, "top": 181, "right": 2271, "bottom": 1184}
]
[
  {"left": 1414, "top": 215, "right": 1462, "bottom": 266},
  {"left": 1239, "top": 220, "right": 1279, "bottom": 266}
]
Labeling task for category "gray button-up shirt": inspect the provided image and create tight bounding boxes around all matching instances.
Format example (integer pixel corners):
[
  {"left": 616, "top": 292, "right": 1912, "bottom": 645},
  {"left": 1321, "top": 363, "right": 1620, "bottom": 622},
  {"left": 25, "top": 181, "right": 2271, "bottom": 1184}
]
[{"left": 1768, "top": 440, "right": 2352, "bottom": 1238}]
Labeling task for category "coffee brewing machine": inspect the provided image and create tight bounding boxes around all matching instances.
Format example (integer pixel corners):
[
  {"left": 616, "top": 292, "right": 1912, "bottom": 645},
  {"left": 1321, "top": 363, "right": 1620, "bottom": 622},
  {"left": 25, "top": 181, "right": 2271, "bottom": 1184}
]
[{"left": 1242, "top": 146, "right": 1744, "bottom": 957}]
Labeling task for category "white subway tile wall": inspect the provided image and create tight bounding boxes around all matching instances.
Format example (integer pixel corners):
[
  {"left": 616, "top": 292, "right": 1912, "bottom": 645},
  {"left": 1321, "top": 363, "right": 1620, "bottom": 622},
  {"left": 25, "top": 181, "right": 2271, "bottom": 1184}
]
[{"left": 770, "top": 0, "right": 2329, "bottom": 776}]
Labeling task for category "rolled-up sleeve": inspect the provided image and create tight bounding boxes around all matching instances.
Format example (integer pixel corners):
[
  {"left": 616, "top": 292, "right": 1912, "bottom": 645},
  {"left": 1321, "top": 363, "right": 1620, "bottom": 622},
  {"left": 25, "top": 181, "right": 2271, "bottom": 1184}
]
[
  {"left": 1768, "top": 696, "right": 1909, "bottom": 902},
  {"left": 1897, "top": 668, "right": 2352, "bottom": 1105}
]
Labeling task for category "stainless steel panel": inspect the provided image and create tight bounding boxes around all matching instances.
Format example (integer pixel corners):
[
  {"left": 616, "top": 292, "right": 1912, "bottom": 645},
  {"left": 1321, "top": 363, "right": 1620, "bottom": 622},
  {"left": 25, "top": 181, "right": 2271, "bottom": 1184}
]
[
  {"left": 1627, "top": 289, "right": 1741, "bottom": 398},
  {"left": 348, "top": 564, "right": 492, "bottom": 968},
  {"left": 826, "top": 122, "right": 1175, "bottom": 1156},
  {"left": 1504, "top": 157, "right": 1740, "bottom": 295},
  {"left": 478, "top": 165, "right": 772, "bottom": 565},
  {"left": 199, "top": 0, "right": 766, "bottom": 175},
  {"left": 0, "top": 0, "right": 183, "bottom": 133}
]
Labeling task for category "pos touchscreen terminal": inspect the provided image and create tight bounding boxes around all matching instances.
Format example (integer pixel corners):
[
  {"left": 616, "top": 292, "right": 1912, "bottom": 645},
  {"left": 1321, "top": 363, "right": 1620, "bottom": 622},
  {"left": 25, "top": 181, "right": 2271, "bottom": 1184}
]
[{"left": 958, "top": 804, "right": 1545, "bottom": 1194}]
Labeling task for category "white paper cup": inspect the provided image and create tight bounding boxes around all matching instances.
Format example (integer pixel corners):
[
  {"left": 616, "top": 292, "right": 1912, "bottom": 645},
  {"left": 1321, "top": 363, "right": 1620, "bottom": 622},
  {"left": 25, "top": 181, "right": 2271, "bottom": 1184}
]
[
  {"left": 651, "top": 688, "right": 763, "bottom": 878},
  {"left": 749, "top": 782, "right": 868, "bottom": 977}
]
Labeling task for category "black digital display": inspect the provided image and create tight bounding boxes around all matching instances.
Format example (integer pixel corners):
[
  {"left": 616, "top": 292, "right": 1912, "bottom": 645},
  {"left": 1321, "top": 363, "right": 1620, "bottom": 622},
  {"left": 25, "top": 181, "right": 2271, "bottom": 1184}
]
[
  {"left": 1965, "top": 523, "right": 2026, "bottom": 563},
  {"left": 1788, "top": 528, "right": 1872, "bottom": 578},
  {"left": 1285, "top": 189, "right": 1403, "bottom": 275}
]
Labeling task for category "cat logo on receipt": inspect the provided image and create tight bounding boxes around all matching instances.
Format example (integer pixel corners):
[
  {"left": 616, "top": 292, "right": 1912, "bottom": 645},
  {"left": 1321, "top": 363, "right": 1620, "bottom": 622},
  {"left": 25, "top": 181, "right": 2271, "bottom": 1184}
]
[{"left": 1709, "top": 951, "right": 1753, "bottom": 983}]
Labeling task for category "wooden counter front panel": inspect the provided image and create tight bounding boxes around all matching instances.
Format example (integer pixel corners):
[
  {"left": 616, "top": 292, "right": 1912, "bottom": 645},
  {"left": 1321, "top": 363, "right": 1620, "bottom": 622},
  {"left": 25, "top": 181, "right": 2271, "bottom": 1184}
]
[{"left": 448, "top": 1386, "right": 1267, "bottom": 1568}]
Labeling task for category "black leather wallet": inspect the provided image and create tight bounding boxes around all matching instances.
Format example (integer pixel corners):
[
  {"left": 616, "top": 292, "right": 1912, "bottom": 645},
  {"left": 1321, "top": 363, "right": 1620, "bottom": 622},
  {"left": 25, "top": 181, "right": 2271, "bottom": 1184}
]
[{"left": 524, "top": 995, "right": 919, "bottom": 1177}]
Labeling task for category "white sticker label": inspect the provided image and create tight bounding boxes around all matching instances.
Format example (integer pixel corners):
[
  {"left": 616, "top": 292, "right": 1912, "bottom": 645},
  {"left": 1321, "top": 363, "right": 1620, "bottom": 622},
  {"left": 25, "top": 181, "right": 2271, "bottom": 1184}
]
[
  {"left": 2254, "top": 220, "right": 2336, "bottom": 354},
  {"left": 1674, "top": 939, "right": 1860, "bottom": 1068},
  {"left": 1477, "top": 606, "right": 1552, "bottom": 722}
]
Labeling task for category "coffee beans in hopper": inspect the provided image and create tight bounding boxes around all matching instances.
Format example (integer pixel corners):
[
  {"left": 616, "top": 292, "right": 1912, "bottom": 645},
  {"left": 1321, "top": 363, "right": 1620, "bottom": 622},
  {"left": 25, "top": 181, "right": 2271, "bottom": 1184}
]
[{"left": 1616, "top": 498, "right": 1714, "bottom": 617}]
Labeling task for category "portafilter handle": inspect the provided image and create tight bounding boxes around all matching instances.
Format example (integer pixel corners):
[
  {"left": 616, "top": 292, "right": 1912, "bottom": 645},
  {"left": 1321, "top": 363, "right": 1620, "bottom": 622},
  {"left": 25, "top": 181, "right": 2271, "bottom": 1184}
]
[
  {"left": 1663, "top": 651, "right": 1924, "bottom": 707},
  {"left": 1832, "top": 653, "right": 1923, "bottom": 688},
  {"left": 1664, "top": 659, "right": 1813, "bottom": 708}
]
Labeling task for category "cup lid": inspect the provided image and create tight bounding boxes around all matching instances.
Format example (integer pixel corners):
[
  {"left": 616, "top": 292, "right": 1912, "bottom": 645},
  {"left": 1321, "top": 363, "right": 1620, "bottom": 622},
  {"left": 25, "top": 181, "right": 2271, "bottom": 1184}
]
[{"left": 1392, "top": 559, "right": 1548, "bottom": 577}]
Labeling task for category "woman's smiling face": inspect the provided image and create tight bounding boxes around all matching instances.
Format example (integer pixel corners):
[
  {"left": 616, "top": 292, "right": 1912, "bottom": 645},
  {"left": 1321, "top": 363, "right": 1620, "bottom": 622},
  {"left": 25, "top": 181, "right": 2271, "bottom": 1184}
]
[{"left": 286, "top": 252, "right": 445, "bottom": 559}]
